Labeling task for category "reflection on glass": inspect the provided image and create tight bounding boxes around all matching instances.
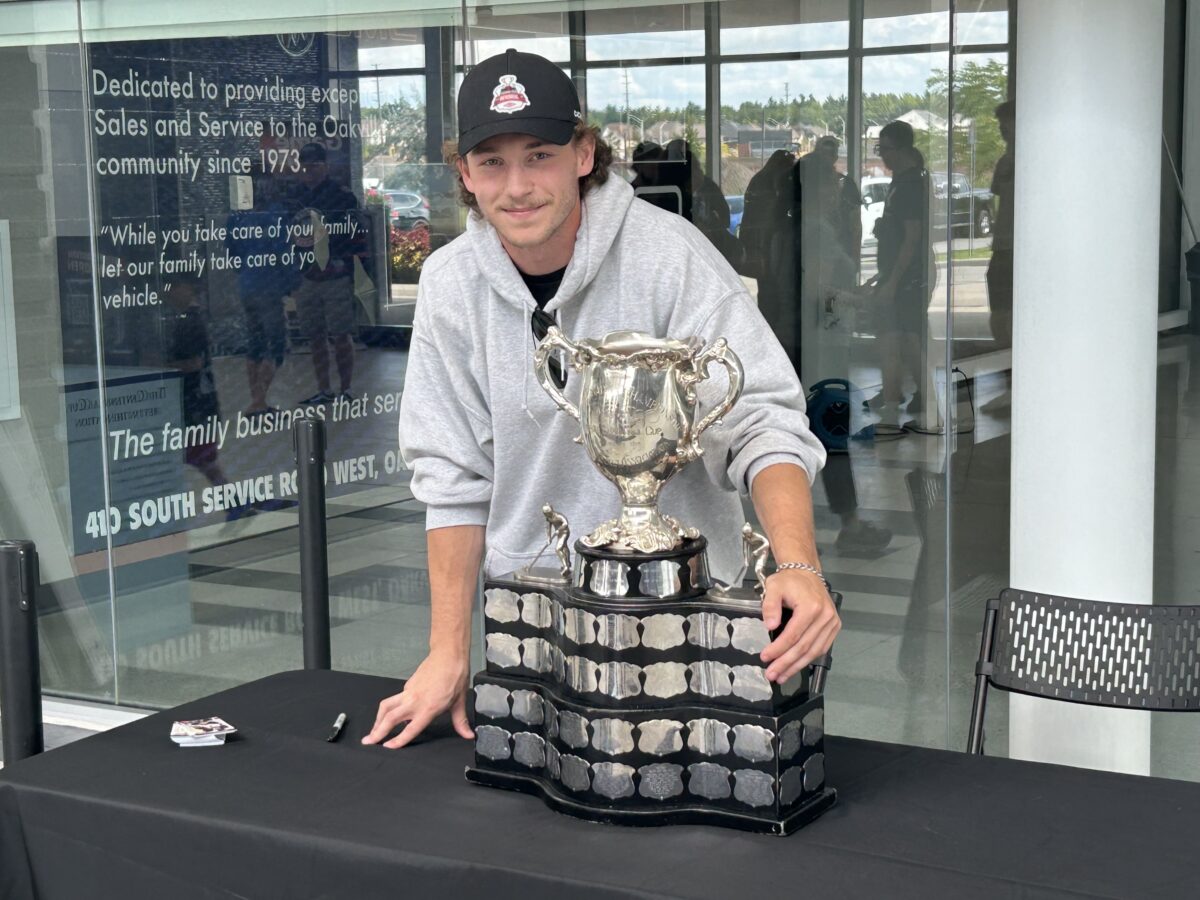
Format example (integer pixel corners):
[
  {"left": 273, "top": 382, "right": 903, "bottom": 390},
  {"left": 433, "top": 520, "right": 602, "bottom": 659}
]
[
  {"left": 863, "top": 0, "right": 950, "bottom": 48},
  {"left": 458, "top": 37, "right": 570, "bottom": 66},
  {"left": 720, "top": 0, "right": 849, "bottom": 54},
  {"left": 357, "top": 39, "right": 425, "bottom": 70},
  {"left": 586, "top": 3, "right": 704, "bottom": 60},
  {"left": 955, "top": 7, "right": 1008, "bottom": 45}
]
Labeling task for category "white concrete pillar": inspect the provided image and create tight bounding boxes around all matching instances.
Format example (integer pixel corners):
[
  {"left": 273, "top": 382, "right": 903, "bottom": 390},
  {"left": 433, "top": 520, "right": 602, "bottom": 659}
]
[{"left": 1008, "top": 0, "right": 1162, "bottom": 774}]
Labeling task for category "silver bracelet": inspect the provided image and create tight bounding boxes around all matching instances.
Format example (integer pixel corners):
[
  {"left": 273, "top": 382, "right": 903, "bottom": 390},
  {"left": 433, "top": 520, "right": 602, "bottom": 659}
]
[{"left": 774, "top": 561, "right": 829, "bottom": 588}]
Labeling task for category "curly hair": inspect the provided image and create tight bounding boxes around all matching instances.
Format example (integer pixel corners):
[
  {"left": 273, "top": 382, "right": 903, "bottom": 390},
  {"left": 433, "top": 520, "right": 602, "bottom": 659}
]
[{"left": 444, "top": 123, "right": 613, "bottom": 214}]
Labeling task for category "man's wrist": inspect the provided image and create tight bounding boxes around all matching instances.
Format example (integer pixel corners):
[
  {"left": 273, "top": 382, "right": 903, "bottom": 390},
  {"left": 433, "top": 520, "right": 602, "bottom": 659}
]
[{"left": 773, "top": 561, "right": 829, "bottom": 589}]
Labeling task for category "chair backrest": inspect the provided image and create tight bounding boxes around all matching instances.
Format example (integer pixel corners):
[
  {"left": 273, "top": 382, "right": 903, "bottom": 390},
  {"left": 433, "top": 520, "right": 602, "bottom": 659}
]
[{"left": 988, "top": 588, "right": 1200, "bottom": 711}]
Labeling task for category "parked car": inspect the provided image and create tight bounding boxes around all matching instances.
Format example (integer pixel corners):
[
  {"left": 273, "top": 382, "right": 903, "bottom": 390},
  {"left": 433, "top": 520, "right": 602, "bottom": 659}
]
[
  {"left": 931, "top": 172, "right": 994, "bottom": 237},
  {"left": 725, "top": 195, "right": 744, "bottom": 236},
  {"left": 385, "top": 190, "right": 430, "bottom": 231},
  {"left": 860, "top": 176, "right": 889, "bottom": 247},
  {"left": 860, "top": 172, "right": 994, "bottom": 244}
]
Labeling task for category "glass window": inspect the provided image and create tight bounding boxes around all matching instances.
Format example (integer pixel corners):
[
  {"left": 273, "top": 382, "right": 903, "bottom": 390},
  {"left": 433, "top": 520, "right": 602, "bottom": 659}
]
[
  {"left": 356, "top": 30, "right": 425, "bottom": 71},
  {"left": 586, "top": 4, "right": 705, "bottom": 61},
  {"left": 720, "top": 0, "right": 850, "bottom": 55},
  {"left": 955, "top": 3, "right": 1008, "bottom": 46},
  {"left": 864, "top": 0, "right": 951, "bottom": 48}
]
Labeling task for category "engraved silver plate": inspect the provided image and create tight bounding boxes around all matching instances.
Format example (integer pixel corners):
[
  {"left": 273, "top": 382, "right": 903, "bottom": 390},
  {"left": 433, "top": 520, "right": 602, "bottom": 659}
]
[
  {"left": 730, "top": 617, "right": 770, "bottom": 655},
  {"left": 520, "top": 592, "right": 554, "bottom": 629},
  {"left": 563, "top": 607, "right": 597, "bottom": 645},
  {"left": 638, "top": 763, "right": 684, "bottom": 800},
  {"left": 521, "top": 637, "right": 554, "bottom": 674},
  {"left": 560, "top": 754, "right": 591, "bottom": 792},
  {"left": 483, "top": 588, "right": 520, "bottom": 623},
  {"left": 475, "top": 725, "right": 511, "bottom": 761},
  {"left": 551, "top": 644, "right": 566, "bottom": 681},
  {"left": 732, "top": 724, "right": 776, "bottom": 763},
  {"left": 778, "top": 721, "right": 802, "bottom": 761},
  {"left": 565, "top": 655, "right": 600, "bottom": 694},
  {"left": 640, "top": 613, "right": 686, "bottom": 650},
  {"left": 802, "top": 708, "right": 825, "bottom": 746},
  {"left": 731, "top": 665, "right": 773, "bottom": 702},
  {"left": 485, "top": 633, "right": 521, "bottom": 669},
  {"left": 733, "top": 769, "right": 775, "bottom": 808},
  {"left": 688, "top": 661, "right": 733, "bottom": 698},
  {"left": 687, "top": 762, "right": 732, "bottom": 800},
  {"left": 637, "top": 719, "right": 684, "bottom": 756},
  {"left": 551, "top": 598, "right": 566, "bottom": 634},
  {"left": 558, "top": 710, "right": 590, "bottom": 749},
  {"left": 473, "top": 684, "right": 510, "bottom": 720},
  {"left": 591, "top": 718, "right": 636, "bottom": 756},
  {"left": 546, "top": 743, "right": 561, "bottom": 779},
  {"left": 780, "top": 766, "right": 804, "bottom": 806},
  {"left": 596, "top": 613, "right": 641, "bottom": 651},
  {"left": 638, "top": 560, "right": 682, "bottom": 598},
  {"left": 686, "top": 612, "right": 731, "bottom": 649},
  {"left": 513, "top": 732, "right": 546, "bottom": 769},
  {"left": 592, "top": 762, "right": 636, "bottom": 800},
  {"left": 686, "top": 718, "right": 731, "bottom": 756},
  {"left": 545, "top": 700, "right": 560, "bottom": 739},
  {"left": 510, "top": 690, "right": 544, "bottom": 726},
  {"left": 642, "top": 662, "right": 689, "bottom": 698},
  {"left": 598, "top": 661, "right": 642, "bottom": 700},
  {"left": 803, "top": 753, "right": 825, "bottom": 792},
  {"left": 589, "top": 559, "right": 631, "bottom": 597}
]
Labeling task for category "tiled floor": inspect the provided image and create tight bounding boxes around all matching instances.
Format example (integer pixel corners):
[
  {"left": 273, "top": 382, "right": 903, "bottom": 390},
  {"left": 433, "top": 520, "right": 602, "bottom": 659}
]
[{"left": 32, "top": 326, "right": 1200, "bottom": 782}]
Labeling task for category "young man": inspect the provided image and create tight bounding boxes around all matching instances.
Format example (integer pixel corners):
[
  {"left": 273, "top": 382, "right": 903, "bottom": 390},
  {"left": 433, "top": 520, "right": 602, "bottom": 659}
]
[{"left": 363, "top": 50, "right": 839, "bottom": 749}]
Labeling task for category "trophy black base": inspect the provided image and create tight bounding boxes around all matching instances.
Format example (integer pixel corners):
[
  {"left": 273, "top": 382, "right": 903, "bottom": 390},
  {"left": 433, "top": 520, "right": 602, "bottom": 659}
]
[
  {"left": 465, "top": 764, "right": 837, "bottom": 836},
  {"left": 469, "top": 544, "right": 836, "bottom": 836}
]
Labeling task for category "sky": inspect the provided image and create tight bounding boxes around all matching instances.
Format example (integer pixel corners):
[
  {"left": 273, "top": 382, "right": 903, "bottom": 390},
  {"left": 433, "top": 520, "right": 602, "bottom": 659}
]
[{"left": 356, "top": 10, "right": 1008, "bottom": 113}]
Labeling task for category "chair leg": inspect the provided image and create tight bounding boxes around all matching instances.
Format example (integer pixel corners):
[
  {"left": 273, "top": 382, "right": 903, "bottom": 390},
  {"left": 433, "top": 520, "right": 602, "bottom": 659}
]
[{"left": 967, "top": 601, "right": 999, "bottom": 754}]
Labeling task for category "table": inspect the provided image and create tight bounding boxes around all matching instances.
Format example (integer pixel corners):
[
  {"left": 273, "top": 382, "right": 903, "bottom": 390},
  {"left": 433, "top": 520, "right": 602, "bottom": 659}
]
[{"left": 1, "top": 669, "right": 1196, "bottom": 899}]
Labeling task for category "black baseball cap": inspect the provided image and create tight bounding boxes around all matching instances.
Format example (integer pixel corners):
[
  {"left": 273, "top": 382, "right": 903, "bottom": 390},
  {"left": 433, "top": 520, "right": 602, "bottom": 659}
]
[{"left": 457, "top": 49, "right": 582, "bottom": 155}]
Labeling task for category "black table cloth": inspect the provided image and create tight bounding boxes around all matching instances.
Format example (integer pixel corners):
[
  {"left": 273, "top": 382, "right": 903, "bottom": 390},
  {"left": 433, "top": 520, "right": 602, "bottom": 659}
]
[{"left": 1, "top": 669, "right": 1196, "bottom": 899}]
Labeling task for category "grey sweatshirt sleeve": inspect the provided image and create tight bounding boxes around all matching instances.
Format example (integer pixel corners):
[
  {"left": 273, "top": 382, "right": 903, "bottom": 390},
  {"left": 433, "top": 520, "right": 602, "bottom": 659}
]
[
  {"left": 398, "top": 321, "right": 494, "bottom": 530},
  {"left": 691, "top": 289, "right": 827, "bottom": 496}
]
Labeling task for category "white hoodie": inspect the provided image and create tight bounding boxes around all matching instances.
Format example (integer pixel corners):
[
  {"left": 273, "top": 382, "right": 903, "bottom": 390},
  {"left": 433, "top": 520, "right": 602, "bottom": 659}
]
[{"left": 398, "top": 175, "right": 825, "bottom": 583}]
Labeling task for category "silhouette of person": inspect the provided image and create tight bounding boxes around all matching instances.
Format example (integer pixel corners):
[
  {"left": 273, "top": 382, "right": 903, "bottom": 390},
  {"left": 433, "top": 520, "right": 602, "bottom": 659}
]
[
  {"left": 740, "top": 149, "right": 795, "bottom": 285},
  {"left": 797, "top": 137, "right": 891, "bottom": 555},
  {"left": 867, "top": 120, "right": 934, "bottom": 416},
  {"left": 163, "top": 269, "right": 252, "bottom": 523},
  {"left": 291, "top": 142, "right": 364, "bottom": 405},
  {"left": 983, "top": 100, "right": 1015, "bottom": 413},
  {"left": 225, "top": 165, "right": 298, "bottom": 415}
]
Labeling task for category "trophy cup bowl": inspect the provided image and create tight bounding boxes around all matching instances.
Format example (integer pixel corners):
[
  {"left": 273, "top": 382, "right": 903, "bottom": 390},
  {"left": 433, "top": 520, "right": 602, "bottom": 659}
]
[{"left": 533, "top": 328, "right": 743, "bottom": 553}]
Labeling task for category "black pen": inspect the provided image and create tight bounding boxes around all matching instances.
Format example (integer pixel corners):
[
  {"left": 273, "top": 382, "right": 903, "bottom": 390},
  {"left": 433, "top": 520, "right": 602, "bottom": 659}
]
[{"left": 326, "top": 712, "right": 347, "bottom": 742}]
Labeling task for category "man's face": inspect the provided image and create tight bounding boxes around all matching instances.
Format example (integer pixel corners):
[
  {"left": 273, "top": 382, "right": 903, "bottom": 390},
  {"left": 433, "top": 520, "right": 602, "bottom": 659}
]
[
  {"left": 300, "top": 159, "right": 326, "bottom": 189},
  {"left": 877, "top": 138, "right": 901, "bottom": 172},
  {"left": 459, "top": 132, "right": 595, "bottom": 250}
]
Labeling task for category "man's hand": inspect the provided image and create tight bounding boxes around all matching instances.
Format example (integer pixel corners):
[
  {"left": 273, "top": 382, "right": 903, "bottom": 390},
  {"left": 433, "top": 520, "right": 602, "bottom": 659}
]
[
  {"left": 759, "top": 570, "right": 841, "bottom": 684},
  {"left": 361, "top": 650, "right": 474, "bottom": 749}
]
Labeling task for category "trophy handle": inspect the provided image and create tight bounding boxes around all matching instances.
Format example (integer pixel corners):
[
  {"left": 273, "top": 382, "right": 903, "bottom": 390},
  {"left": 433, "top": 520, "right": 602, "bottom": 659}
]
[
  {"left": 686, "top": 338, "right": 744, "bottom": 458},
  {"left": 533, "top": 326, "right": 582, "bottom": 423}
]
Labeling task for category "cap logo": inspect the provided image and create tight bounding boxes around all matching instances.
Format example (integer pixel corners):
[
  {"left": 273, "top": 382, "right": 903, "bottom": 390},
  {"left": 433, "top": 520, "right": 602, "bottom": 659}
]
[{"left": 490, "top": 74, "right": 531, "bottom": 114}]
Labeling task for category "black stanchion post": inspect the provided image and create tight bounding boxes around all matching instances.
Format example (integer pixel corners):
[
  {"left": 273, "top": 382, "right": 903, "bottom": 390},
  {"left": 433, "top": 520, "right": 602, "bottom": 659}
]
[
  {"left": 0, "top": 540, "right": 44, "bottom": 763},
  {"left": 293, "top": 420, "right": 331, "bottom": 670}
]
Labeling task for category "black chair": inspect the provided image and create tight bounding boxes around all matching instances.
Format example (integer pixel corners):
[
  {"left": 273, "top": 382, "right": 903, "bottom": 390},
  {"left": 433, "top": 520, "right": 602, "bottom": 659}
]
[{"left": 968, "top": 588, "right": 1200, "bottom": 754}]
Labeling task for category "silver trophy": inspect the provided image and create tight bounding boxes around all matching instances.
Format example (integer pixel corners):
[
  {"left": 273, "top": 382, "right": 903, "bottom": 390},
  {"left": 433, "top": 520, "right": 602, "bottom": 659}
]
[{"left": 533, "top": 328, "right": 743, "bottom": 554}]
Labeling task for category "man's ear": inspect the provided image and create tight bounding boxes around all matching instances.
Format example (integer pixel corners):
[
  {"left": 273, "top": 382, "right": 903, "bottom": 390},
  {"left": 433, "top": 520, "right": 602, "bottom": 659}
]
[
  {"left": 574, "top": 134, "right": 596, "bottom": 178},
  {"left": 457, "top": 156, "right": 475, "bottom": 194}
]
